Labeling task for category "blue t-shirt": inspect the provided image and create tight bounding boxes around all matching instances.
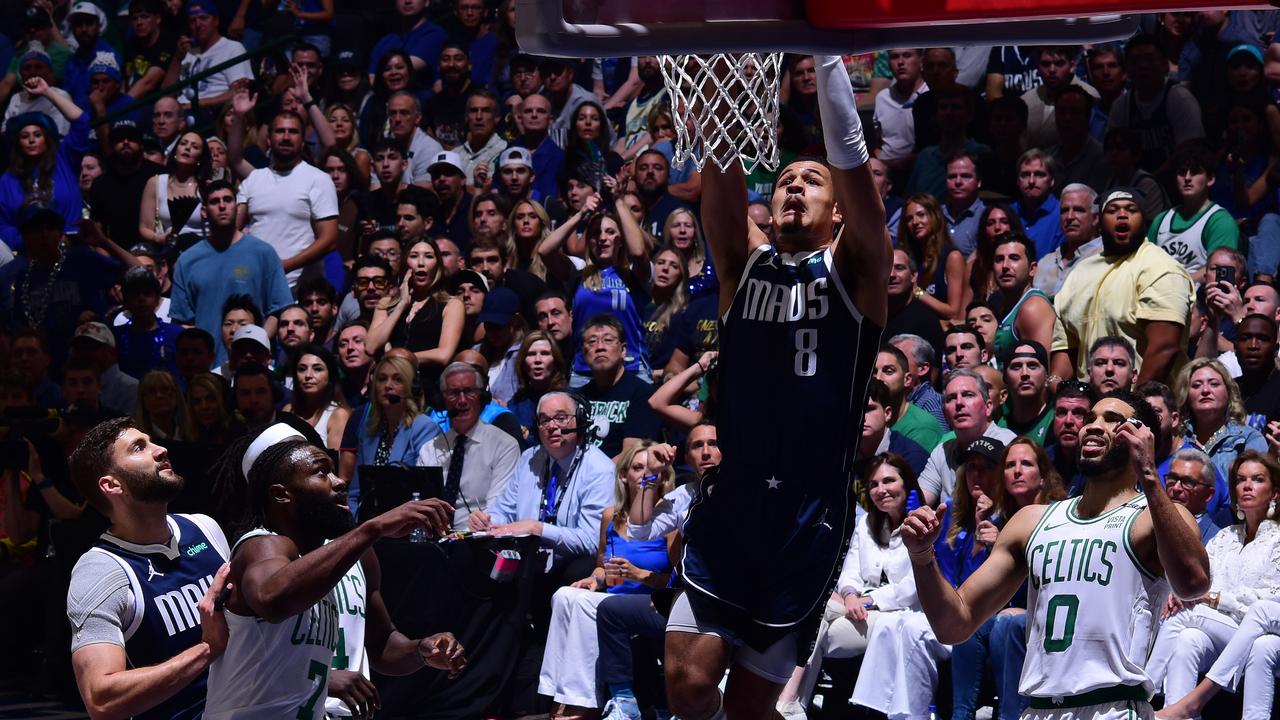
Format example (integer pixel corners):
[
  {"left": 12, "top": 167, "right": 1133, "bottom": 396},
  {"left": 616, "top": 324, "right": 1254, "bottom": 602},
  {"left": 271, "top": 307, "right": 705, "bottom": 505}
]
[
  {"left": 1014, "top": 194, "right": 1066, "bottom": 261},
  {"left": 168, "top": 234, "right": 293, "bottom": 365},
  {"left": 368, "top": 21, "right": 447, "bottom": 78},
  {"left": 114, "top": 320, "right": 182, "bottom": 380},
  {"left": 0, "top": 246, "right": 119, "bottom": 367},
  {"left": 571, "top": 266, "right": 651, "bottom": 376}
]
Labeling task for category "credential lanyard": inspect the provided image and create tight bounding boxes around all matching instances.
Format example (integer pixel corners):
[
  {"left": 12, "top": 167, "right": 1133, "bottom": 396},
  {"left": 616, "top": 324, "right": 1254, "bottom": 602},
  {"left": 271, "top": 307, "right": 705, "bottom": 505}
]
[{"left": 539, "top": 448, "right": 583, "bottom": 525}]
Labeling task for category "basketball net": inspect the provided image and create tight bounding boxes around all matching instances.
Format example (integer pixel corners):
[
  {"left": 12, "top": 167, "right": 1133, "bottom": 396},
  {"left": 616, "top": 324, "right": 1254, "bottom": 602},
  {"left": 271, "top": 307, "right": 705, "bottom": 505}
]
[{"left": 658, "top": 53, "right": 782, "bottom": 175}]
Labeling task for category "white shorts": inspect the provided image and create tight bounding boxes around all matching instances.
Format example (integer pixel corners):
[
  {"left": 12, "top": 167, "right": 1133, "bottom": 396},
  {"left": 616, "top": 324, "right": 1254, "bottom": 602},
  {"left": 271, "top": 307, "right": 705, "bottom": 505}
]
[
  {"left": 1020, "top": 700, "right": 1154, "bottom": 720},
  {"left": 665, "top": 590, "right": 797, "bottom": 684}
]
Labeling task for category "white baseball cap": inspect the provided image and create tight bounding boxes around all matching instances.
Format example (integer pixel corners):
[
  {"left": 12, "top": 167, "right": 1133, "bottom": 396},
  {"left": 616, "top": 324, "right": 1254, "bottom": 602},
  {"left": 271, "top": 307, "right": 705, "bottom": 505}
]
[
  {"left": 74, "top": 321, "right": 115, "bottom": 348},
  {"left": 427, "top": 150, "right": 465, "bottom": 176},
  {"left": 498, "top": 146, "right": 533, "bottom": 169},
  {"left": 231, "top": 324, "right": 271, "bottom": 352}
]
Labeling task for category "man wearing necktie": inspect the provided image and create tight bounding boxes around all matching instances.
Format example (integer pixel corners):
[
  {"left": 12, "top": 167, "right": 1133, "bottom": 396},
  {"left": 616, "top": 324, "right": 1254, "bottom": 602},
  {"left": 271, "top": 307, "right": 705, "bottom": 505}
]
[
  {"left": 483, "top": 390, "right": 615, "bottom": 590},
  {"left": 417, "top": 362, "right": 520, "bottom": 530}
]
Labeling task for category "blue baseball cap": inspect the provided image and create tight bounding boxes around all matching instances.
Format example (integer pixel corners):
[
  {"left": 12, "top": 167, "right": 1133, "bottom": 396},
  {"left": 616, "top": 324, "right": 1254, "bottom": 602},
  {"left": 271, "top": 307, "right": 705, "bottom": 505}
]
[
  {"left": 478, "top": 288, "right": 519, "bottom": 325},
  {"left": 1228, "top": 44, "right": 1264, "bottom": 66},
  {"left": 187, "top": 0, "right": 215, "bottom": 17}
]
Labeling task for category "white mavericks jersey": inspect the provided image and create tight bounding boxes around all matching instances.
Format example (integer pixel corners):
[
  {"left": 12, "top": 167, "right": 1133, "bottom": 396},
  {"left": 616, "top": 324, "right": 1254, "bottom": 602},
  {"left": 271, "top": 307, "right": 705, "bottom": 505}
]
[
  {"left": 204, "top": 529, "right": 340, "bottom": 720},
  {"left": 1020, "top": 496, "right": 1159, "bottom": 700},
  {"left": 326, "top": 550, "right": 371, "bottom": 717}
]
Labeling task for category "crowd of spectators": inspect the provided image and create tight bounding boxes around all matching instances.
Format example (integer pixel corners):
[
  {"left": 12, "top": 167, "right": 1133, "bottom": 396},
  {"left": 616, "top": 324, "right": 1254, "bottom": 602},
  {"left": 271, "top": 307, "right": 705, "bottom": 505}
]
[{"left": 6, "top": 2, "right": 1280, "bottom": 718}]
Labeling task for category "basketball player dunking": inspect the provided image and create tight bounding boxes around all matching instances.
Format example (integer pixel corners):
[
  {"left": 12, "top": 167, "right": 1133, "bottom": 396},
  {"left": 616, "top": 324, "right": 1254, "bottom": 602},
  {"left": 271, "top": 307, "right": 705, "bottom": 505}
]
[
  {"left": 903, "top": 391, "right": 1211, "bottom": 720},
  {"left": 666, "top": 55, "right": 889, "bottom": 719}
]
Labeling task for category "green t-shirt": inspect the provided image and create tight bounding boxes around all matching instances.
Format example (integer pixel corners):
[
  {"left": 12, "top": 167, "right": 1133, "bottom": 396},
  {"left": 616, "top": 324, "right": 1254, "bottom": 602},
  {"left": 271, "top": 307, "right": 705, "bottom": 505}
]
[
  {"left": 997, "top": 405, "right": 1054, "bottom": 446},
  {"left": 893, "top": 402, "right": 945, "bottom": 452}
]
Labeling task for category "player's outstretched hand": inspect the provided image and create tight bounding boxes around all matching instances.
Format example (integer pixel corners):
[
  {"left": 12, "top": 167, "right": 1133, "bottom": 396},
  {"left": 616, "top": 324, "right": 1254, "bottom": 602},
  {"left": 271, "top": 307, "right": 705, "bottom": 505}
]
[
  {"left": 420, "top": 632, "right": 466, "bottom": 678},
  {"left": 328, "top": 669, "right": 380, "bottom": 719},
  {"left": 198, "top": 563, "right": 232, "bottom": 660},
  {"left": 902, "top": 504, "right": 946, "bottom": 566},
  {"left": 373, "top": 498, "right": 454, "bottom": 538}
]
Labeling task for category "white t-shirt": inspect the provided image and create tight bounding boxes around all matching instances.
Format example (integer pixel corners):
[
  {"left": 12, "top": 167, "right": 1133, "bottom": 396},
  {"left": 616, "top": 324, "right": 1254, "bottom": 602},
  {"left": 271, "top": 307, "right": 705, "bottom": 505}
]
[
  {"left": 4, "top": 86, "right": 75, "bottom": 136},
  {"left": 180, "top": 36, "right": 253, "bottom": 104},
  {"left": 874, "top": 81, "right": 927, "bottom": 162},
  {"left": 237, "top": 161, "right": 339, "bottom": 287},
  {"left": 407, "top": 128, "right": 444, "bottom": 185}
]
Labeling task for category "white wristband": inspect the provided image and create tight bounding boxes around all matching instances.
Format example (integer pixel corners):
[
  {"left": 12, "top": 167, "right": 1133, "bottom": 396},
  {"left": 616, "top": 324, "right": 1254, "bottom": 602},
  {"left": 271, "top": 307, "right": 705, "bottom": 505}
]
[{"left": 813, "top": 54, "right": 869, "bottom": 170}]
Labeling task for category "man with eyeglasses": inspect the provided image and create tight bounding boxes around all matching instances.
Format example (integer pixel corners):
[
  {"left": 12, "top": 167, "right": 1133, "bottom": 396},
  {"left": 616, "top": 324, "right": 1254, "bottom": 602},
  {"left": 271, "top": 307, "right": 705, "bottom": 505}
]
[
  {"left": 483, "top": 390, "right": 614, "bottom": 622},
  {"left": 417, "top": 362, "right": 519, "bottom": 530},
  {"left": 170, "top": 180, "right": 292, "bottom": 360},
  {"left": 1164, "top": 448, "right": 1224, "bottom": 544},
  {"left": 579, "top": 315, "right": 660, "bottom": 460},
  {"left": 331, "top": 255, "right": 394, "bottom": 336}
]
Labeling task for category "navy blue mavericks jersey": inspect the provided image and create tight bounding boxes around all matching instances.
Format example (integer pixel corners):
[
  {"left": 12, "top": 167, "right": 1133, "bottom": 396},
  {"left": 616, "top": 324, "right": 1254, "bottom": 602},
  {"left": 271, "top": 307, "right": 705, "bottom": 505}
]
[
  {"left": 88, "top": 514, "right": 228, "bottom": 720},
  {"left": 681, "top": 244, "right": 882, "bottom": 628}
]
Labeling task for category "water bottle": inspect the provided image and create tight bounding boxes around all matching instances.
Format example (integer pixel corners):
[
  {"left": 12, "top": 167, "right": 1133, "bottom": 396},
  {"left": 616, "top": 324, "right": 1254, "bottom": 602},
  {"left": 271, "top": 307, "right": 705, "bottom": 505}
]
[
  {"left": 927, "top": 704, "right": 938, "bottom": 720},
  {"left": 408, "top": 492, "right": 427, "bottom": 544}
]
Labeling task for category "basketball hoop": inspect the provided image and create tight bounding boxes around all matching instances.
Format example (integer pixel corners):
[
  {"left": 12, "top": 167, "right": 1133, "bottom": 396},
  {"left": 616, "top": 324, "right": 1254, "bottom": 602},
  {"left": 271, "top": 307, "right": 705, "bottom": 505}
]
[{"left": 658, "top": 53, "right": 782, "bottom": 174}]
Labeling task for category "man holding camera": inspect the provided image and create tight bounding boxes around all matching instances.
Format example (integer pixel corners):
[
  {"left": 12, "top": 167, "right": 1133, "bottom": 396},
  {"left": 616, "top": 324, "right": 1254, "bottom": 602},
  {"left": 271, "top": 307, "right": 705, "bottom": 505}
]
[{"left": 1050, "top": 188, "right": 1194, "bottom": 387}]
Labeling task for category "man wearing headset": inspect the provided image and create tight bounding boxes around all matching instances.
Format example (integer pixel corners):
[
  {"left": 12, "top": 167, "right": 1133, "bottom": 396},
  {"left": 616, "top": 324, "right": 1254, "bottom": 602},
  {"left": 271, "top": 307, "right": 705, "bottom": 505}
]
[
  {"left": 417, "top": 361, "right": 521, "bottom": 531},
  {"left": 479, "top": 391, "right": 614, "bottom": 582}
]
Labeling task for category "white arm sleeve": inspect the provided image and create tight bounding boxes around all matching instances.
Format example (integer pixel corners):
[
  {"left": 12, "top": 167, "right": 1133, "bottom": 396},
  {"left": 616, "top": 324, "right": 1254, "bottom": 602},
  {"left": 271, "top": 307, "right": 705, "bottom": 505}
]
[{"left": 813, "top": 55, "right": 869, "bottom": 169}]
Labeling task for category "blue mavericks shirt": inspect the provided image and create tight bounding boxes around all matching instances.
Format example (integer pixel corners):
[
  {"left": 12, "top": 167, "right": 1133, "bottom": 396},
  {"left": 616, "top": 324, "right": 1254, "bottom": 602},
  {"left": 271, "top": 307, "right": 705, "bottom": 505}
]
[
  {"left": 91, "top": 514, "right": 227, "bottom": 720},
  {"left": 681, "top": 244, "right": 881, "bottom": 628}
]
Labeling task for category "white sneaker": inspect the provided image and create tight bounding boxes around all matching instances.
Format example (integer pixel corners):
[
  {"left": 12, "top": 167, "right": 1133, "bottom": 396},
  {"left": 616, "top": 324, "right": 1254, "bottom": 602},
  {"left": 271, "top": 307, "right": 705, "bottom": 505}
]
[
  {"left": 776, "top": 699, "right": 808, "bottom": 720},
  {"left": 601, "top": 696, "right": 642, "bottom": 720}
]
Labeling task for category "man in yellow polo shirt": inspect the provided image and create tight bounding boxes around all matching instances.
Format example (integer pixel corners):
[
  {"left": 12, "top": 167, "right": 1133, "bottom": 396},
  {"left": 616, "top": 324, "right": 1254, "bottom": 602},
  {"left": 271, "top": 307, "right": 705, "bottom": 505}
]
[{"left": 1050, "top": 187, "right": 1194, "bottom": 385}]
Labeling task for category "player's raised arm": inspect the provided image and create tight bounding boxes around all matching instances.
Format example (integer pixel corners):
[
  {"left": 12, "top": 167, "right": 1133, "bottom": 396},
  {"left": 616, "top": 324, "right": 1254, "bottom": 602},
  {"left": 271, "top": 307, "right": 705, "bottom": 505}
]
[
  {"left": 814, "top": 54, "right": 890, "bottom": 327},
  {"left": 902, "top": 502, "right": 1038, "bottom": 644},
  {"left": 694, "top": 66, "right": 755, "bottom": 317}
]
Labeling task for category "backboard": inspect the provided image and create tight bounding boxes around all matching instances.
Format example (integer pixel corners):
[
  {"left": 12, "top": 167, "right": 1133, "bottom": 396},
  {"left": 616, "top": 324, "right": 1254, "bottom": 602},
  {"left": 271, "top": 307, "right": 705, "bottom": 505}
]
[{"left": 515, "top": 0, "right": 1269, "bottom": 57}]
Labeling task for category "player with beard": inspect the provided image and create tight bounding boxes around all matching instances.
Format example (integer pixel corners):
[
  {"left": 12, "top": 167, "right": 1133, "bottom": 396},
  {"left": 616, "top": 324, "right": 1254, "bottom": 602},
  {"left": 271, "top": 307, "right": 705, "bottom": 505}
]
[
  {"left": 903, "top": 390, "right": 1210, "bottom": 720},
  {"left": 66, "top": 417, "right": 232, "bottom": 720},
  {"left": 203, "top": 424, "right": 464, "bottom": 719},
  {"left": 1049, "top": 189, "right": 1194, "bottom": 387}
]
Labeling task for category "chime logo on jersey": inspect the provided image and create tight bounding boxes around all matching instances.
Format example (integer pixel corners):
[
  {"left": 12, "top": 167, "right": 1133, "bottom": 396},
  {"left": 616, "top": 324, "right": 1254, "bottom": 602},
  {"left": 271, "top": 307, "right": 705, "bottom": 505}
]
[
  {"left": 1027, "top": 537, "right": 1117, "bottom": 590},
  {"left": 740, "top": 276, "right": 830, "bottom": 323},
  {"left": 154, "top": 573, "right": 214, "bottom": 636}
]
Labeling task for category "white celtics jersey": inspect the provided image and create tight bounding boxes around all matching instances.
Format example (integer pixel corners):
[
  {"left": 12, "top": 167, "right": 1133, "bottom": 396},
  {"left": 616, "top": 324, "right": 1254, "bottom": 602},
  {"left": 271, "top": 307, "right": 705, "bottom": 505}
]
[
  {"left": 326, "top": 551, "right": 371, "bottom": 717},
  {"left": 204, "top": 529, "right": 341, "bottom": 720},
  {"left": 1020, "top": 496, "right": 1158, "bottom": 700}
]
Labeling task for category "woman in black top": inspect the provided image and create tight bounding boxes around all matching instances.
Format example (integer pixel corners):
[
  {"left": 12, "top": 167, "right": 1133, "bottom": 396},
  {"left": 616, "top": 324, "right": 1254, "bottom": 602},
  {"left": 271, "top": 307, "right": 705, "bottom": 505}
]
[{"left": 366, "top": 237, "right": 464, "bottom": 404}]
